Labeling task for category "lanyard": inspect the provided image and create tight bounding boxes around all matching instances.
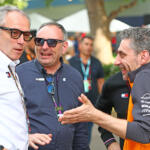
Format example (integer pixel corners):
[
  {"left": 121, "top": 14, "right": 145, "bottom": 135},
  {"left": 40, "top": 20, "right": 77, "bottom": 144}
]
[
  {"left": 45, "top": 74, "right": 63, "bottom": 118},
  {"left": 8, "top": 65, "right": 26, "bottom": 109},
  {"left": 51, "top": 95, "right": 63, "bottom": 117},
  {"left": 80, "top": 58, "right": 91, "bottom": 80},
  {"left": 8, "top": 65, "right": 30, "bottom": 132}
]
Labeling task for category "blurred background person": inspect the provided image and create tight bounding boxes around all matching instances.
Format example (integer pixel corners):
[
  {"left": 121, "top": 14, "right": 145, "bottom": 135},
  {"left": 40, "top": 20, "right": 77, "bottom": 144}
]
[
  {"left": 73, "top": 32, "right": 85, "bottom": 55},
  {"left": 62, "top": 34, "right": 75, "bottom": 63},
  {"left": 19, "top": 30, "right": 36, "bottom": 64},
  {"left": 69, "top": 35, "right": 104, "bottom": 143}
]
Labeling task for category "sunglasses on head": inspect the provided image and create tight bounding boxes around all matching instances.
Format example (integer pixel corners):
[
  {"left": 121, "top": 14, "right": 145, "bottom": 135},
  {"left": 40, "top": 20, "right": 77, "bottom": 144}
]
[
  {"left": 34, "top": 38, "right": 64, "bottom": 47},
  {"left": 0, "top": 26, "right": 33, "bottom": 41}
]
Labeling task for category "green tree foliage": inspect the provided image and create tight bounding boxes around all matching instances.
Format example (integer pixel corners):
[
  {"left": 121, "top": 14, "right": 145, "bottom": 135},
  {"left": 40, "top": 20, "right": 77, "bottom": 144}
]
[
  {"left": 0, "top": 0, "right": 54, "bottom": 9},
  {"left": 0, "top": 0, "right": 29, "bottom": 9},
  {"left": 45, "top": 0, "right": 53, "bottom": 6}
]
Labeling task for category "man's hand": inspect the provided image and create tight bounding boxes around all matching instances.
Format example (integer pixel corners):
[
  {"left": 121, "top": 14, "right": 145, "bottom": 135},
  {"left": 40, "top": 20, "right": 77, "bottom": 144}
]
[
  {"left": 29, "top": 133, "right": 52, "bottom": 150},
  {"left": 59, "top": 93, "right": 96, "bottom": 124},
  {"left": 108, "top": 142, "right": 121, "bottom": 150}
]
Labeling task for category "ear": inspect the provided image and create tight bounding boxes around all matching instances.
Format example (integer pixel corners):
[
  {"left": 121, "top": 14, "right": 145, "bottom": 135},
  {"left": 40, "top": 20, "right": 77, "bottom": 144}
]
[
  {"left": 62, "top": 41, "right": 68, "bottom": 55},
  {"left": 139, "top": 50, "right": 150, "bottom": 65}
]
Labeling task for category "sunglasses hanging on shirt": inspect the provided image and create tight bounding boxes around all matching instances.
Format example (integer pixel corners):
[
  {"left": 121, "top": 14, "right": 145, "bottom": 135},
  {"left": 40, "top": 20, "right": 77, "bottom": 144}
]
[{"left": 45, "top": 75, "right": 63, "bottom": 118}]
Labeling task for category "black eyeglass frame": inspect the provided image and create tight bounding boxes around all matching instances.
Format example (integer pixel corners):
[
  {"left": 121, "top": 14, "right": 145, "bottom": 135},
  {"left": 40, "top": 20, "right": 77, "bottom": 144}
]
[
  {"left": 34, "top": 37, "right": 65, "bottom": 48},
  {"left": 0, "top": 26, "right": 33, "bottom": 41}
]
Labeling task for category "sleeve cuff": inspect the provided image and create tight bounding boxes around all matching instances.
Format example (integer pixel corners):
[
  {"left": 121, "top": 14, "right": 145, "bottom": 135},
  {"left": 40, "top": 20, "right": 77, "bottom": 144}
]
[{"left": 104, "top": 138, "right": 116, "bottom": 148}]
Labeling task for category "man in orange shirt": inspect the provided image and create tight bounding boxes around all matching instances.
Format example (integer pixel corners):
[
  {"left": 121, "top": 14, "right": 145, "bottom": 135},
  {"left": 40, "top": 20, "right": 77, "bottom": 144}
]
[{"left": 59, "top": 27, "right": 150, "bottom": 150}]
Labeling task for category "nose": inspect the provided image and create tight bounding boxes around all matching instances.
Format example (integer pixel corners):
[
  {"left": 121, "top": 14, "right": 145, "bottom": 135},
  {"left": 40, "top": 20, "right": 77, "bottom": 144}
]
[
  {"left": 17, "top": 34, "right": 25, "bottom": 45},
  {"left": 114, "top": 54, "right": 121, "bottom": 66},
  {"left": 42, "top": 41, "right": 49, "bottom": 49}
]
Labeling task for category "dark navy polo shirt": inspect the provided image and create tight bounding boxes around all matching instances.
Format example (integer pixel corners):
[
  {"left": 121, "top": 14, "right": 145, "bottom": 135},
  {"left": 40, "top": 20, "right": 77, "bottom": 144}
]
[{"left": 16, "top": 59, "right": 90, "bottom": 150}]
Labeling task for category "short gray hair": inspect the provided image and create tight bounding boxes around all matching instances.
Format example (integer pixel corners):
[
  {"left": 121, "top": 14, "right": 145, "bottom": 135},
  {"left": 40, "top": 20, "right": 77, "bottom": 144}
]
[
  {"left": 37, "top": 22, "right": 68, "bottom": 41},
  {"left": 0, "top": 5, "right": 30, "bottom": 26},
  {"left": 119, "top": 27, "right": 150, "bottom": 54}
]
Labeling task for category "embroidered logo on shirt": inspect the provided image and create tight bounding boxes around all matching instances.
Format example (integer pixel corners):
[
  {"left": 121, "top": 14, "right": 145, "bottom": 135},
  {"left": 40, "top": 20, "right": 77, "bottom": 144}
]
[
  {"left": 6, "top": 72, "right": 11, "bottom": 78},
  {"left": 63, "top": 77, "right": 66, "bottom": 82},
  {"left": 121, "top": 93, "right": 128, "bottom": 98},
  {"left": 35, "top": 78, "right": 45, "bottom": 81}
]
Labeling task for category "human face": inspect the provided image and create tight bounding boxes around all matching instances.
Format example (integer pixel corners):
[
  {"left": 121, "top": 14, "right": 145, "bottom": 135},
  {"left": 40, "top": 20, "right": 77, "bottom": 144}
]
[
  {"left": 0, "top": 11, "right": 30, "bottom": 61},
  {"left": 79, "top": 38, "right": 93, "bottom": 57},
  {"left": 114, "top": 39, "right": 141, "bottom": 80},
  {"left": 35, "top": 25, "right": 67, "bottom": 69}
]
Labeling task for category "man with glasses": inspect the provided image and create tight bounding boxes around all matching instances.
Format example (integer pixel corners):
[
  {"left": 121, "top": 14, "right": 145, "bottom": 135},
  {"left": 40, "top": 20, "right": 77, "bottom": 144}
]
[
  {"left": 0, "top": 5, "right": 33, "bottom": 150},
  {"left": 16, "top": 22, "right": 90, "bottom": 150}
]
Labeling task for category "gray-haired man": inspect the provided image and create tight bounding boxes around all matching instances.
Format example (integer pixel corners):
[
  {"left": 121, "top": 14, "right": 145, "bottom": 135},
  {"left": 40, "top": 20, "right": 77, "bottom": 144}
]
[
  {"left": 0, "top": 5, "right": 33, "bottom": 150},
  {"left": 60, "top": 27, "right": 150, "bottom": 150}
]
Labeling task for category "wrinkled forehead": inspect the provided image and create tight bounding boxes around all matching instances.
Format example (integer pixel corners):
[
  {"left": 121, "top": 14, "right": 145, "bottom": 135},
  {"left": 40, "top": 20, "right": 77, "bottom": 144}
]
[
  {"left": 116, "top": 39, "right": 137, "bottom": 57},
  {"left": 36, "top": 25, "right": 64, "bottom": 40},
  {"left": 4, "top": 11, "right": 30, "bottom": 31}
]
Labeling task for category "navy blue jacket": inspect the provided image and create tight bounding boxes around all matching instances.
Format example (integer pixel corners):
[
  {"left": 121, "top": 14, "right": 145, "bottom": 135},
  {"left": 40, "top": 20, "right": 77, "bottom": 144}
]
[{"left": 16, "top": 59, "right": 90, "bottom": 150}]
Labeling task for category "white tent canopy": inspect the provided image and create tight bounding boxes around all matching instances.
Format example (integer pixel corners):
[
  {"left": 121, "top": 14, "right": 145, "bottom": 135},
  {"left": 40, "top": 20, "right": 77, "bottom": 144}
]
[
  {"left": 29, "top": 13, "right": 53, "bottom": 30},
  {"left": 58, "top": 9, "right": 90, "bottom": 32},
  {"left": 109, "top": 19, "right": 131, "bottom": 32},
  {"left": 57, "top": 9, "right": 131, "bottom": 33}
]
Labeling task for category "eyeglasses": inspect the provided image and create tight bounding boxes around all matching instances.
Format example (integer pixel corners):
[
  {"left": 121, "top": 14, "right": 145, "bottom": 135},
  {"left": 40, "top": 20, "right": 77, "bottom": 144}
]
[
  {"left": 34, "top": 38, "right": 64, "bottom": 47},
  {"left": 46, "top": 76, "right": 55, "bottom": 95},
  {"left": 0, "top": 26, "right": 33, "bottom": 41}
]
